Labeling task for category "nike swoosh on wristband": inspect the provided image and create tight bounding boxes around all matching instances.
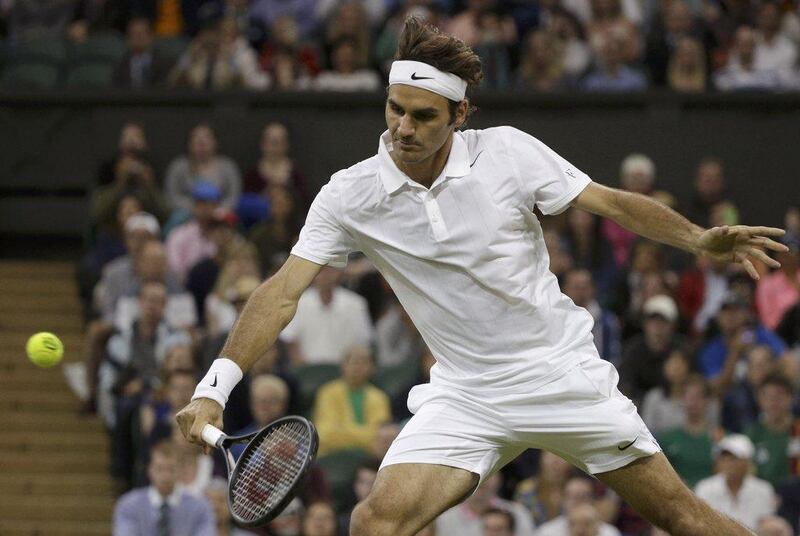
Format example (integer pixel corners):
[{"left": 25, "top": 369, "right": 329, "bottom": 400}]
[
  {"left": 618, "top": 437, "right": 638, "bottom": 451},
  {"left": 411, "top": 72, "right": 433, "bottom": 80},
  {"left": 210, "top": 374, "right": 218, "bottom": 388}
]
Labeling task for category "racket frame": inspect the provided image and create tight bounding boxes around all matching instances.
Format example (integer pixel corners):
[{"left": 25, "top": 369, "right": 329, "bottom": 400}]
[{"left": 203, "top": 416, "right": 319, "bottom": 527}]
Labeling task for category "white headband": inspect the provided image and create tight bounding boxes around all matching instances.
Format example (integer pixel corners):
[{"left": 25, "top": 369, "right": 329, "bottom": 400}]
[{"left": 389, "top": 60, "right": 467, "bottom": 102}]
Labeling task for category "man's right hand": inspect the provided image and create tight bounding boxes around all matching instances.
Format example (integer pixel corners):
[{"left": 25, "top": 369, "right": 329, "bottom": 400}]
[{"left": 175, "top": 398, "right": 224, "bottom": 454}]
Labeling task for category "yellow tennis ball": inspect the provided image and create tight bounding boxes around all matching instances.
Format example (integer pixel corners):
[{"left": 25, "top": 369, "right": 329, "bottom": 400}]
[{"left": 26, "top": 332, "right": 64, "bottom": 368}]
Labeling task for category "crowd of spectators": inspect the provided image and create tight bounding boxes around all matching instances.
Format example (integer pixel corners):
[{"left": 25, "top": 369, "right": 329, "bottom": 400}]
[
  {"left": 2, "top": 0, "right": 800, "bottom": 92},
  {"left": 76, "top": 118, "right": 800, "bottom": 535}
]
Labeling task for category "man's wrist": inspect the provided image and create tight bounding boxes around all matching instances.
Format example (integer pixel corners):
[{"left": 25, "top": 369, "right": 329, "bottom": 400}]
[{"left": 192, "top": 358, "right": 243, "bottom": 410}]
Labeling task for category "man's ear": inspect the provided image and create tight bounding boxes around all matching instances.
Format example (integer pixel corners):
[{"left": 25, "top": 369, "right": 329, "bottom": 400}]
[{"left": 455, "top": 100, "right": 469, "bottom": 128}]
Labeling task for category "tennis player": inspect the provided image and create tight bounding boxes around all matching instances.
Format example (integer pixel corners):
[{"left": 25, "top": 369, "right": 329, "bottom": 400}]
[{"left": 177, "top": 17, "right": 787, "bottom": 536}]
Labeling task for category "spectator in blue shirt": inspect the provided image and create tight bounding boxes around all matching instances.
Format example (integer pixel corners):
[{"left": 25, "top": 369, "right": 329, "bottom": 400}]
[
  {"left": 113, "top": 440, "right": 216, "bottom": 536},
  {"left": 698, "top": 291, "right": 786, "bottom": 385},
  {"left": 582, "top": 31, "right": 648, "bottom": 91}
]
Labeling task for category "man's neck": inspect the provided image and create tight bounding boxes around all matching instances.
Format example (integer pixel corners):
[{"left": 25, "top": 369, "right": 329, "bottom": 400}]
[
  {"left": 764, "top": 413, "right": 792, "bottom": 432},
  {"left": 393, "top": 134, "right": 454, "bottom": 189},
  {"left": 725, "top": 475, "right": 745, "bottom": 496},
  {"left": 318, "top": 287, "right": 334, "bottom": 306},
  {"left": 684, "top": 416, "right": 707, "bottom": 434}
]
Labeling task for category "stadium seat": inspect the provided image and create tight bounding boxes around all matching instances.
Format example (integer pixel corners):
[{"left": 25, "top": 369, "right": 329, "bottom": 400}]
[
  {"left": 65, "top": 63, "right": 114, "bottom": 89},
  {"left": 1, "top": 63, "right": 60, "bottom": 90},
  {"left": 292, "top": 364, "right": 341, "bottom": 416},
  {"left": 71, "top": 33, "right": 126, "bottom": 64},
  {"left": 153, "top": 36, "right": 189, "bottom": 63},
  {"left": 373, "top": 359, "right": 419, "bottom": 400},
  {"left": 316, "top": 448, "right": 368, "bottom": 512}
]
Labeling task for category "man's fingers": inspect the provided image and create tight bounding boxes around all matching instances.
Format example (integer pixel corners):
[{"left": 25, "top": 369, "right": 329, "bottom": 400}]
[
  {"left": 745, "top": 247, "right": 780, "bottom": 268},
  {"left": 731, "top": 225, "right": 785, "bottom": 237},
  {"left": 740, "top": 257, "right": 760, "bottom": 280},
  {"left": 189, "top": 418, "right": 207, "bottom": 447},
  {"left": 747, "top": 236, "right": 789, "bottom": 252}
]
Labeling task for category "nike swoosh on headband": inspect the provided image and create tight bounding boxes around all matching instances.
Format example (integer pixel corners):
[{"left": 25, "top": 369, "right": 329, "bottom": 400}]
[{"left": 411, "top": 72, "right": 434, "bottom": 80}]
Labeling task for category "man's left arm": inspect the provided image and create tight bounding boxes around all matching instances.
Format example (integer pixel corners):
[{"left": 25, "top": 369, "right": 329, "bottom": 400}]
[{"left": 571, "top": 182, "right": 787, "bottom": 279}]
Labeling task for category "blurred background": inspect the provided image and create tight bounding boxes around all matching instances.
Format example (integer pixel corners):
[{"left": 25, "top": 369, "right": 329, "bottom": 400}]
[{"left": 0, "top": 0, "right": 799, "bottom": 535}]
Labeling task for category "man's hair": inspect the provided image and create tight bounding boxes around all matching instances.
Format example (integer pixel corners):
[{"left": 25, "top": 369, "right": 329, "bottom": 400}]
[
  {"left": 394, "top": 16, "right": 482, "bottom": 125},
  {"left": 759, "top": 372, "right": 794, "bottom": 395},
  {"left": 150, "top": 439, "right": 178, "bottom": 460},
  {"left": 482, "top": 507, "right": 515, "bottom": 531}
]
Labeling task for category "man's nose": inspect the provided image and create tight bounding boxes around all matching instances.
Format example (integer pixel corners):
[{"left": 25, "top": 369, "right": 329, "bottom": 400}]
[{"left": 398, "top": 115, "right": 415, "bottom": 137}]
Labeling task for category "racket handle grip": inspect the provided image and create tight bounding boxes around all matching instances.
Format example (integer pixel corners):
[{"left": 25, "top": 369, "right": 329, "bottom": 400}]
[{"left": 201, "top": 424, "right": 225, "bottom": 448}]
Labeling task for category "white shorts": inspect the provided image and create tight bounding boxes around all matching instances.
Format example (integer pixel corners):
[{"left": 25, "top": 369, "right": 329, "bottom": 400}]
[{"left": 380, "top": 357, "right": 660, "bottom": 483}]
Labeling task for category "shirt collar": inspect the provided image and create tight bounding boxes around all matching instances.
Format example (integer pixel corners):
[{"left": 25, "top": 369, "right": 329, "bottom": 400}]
[
  {"left": 148, "top": 486, "right": 183, "bottom": 508},
  {"left": 378, "top": 129, "right": 471, "bottom": 195}
]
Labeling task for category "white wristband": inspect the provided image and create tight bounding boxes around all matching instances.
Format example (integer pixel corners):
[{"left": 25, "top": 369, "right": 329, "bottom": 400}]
[{"left": 192, "top": 358, "right": 243, "bottom": 409}]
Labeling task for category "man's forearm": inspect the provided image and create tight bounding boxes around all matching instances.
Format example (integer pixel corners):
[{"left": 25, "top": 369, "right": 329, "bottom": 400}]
[
  {"left": 610, "top": 189, "right": 704, "bottom": 254},
  {"left": 218, "top": 279, "right": 297, "bottom": 373}
]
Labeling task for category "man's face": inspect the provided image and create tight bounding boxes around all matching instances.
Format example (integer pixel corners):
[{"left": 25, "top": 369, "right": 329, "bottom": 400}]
[
  {"left": 385, "top": 84, "right": 464, "bottom": 165},
  {"left": 563, "top": 478, "right": 594, "bottom": 512},
  {"left": 192, "top": 199, "right": 218, "bottom": 224},
  {"left": 167, "top": 374, "right": 195, "bottom": 410},
  {"left": 139, "top": 282, "right": 167, "bottom": 322},
  {"left": 314, "top": 266, "right": 342, "bottom": 292},
  {"left": 758, "top": 4, "right": 781, "bottom": 34},
  {"left": 717, "top": 305, "right": 749, "bottom": 336},
  {"left": 482, "top": 512, "right": 513, "bottom": 536},
  {"left": 189, "top": 126, "right": 217, "bottom": 160},
  {"left": 250, "top": 384, "right": 288, "bottom": 426},
  {"left": 696, "top": 161, "right": 723, "bottom": 199},
  {"left": 119, "top": 123, "right": 147, "bottom": 153},
  {"left": 564, "top": 271, "right": 594, "bottom": 308},
  {"left": 136, "top": 242, "right": 167, "bottom": 282},
  {"left": 302, "top": 503, "right": 337, "bottom": 536},
  {"left": 758, "top": 384, "right": 792, "bottom": 421},
  {"left": 353, "top": 468, "right": 377, "bottom": 501},
  {"left": 568, "top": 504, "right": 600, "bottom": 536},
  {"left": 341, "top": 348, "right": 375, "bottom": 387},
  {"left": 128, "top": 19, "right": 153, "bottom": 54},
  {"left": 682, "top": 383, "right": 707, "bottom": 419},
  {"left": 643, "top": 315, "right": 674, "bottom": 347},
  {"left": 148, "top": 452, "right": 178, "bottom": 496},
  {"left": 262, "top": 123, "right": 289, "bottom": 157},
  {"left": 747, "top": 347, "right": 775, "bottom": 386},
  {"left": 718, "top": 452, "right": 750, "bottom": 480}
]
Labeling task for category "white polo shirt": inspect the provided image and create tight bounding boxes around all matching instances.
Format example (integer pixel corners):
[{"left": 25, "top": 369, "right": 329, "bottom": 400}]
[{"left": 291, "top": 127, "right": 594, "bottom": 393}]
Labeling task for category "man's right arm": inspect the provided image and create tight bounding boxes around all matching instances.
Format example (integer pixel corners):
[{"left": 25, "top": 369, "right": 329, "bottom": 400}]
[{"left": 176, "top": 254, "right": 323, "bottom": 447}]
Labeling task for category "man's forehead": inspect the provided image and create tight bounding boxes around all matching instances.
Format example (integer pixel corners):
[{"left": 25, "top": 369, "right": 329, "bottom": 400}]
[{"left": 387, "top": 84, "right": 450, "bottom": 110}]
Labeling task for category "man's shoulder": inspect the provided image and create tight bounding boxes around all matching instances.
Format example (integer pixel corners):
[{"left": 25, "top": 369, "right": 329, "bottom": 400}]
[
  {"left": 116, "top": 487, "right": 149, "bottom": 509},
  {"left": 695, "top": 473, "right": 724, "bottom": 493},
  {"left": 178, "top": 490, "right": 212, "bottom": 512},
  {"left": 329, "top": 155, "right": 380, "bottom": 188}
]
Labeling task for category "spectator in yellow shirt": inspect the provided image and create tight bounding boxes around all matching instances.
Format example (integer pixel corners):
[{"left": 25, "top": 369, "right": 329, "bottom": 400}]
[{"left": 313, "top": 346, "right": 391, "bottom": 455}]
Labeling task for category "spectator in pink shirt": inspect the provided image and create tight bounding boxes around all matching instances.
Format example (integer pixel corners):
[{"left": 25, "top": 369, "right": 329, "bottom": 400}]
[
  {"left": 165, "top": 182, "right": 221, "bottom": 283},
  {"left": 756, "top": 235, "right": 800, "bottom": 330}
]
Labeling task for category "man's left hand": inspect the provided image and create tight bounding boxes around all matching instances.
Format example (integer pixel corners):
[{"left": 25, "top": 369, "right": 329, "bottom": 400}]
[{"left": 696, "top": 225, "right": 788, "bottom": 279}]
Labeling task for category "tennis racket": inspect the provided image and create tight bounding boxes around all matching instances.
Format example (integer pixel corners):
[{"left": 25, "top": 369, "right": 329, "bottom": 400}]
[{"left": 201, "top": 416, "right": 318, "bottom": 527}]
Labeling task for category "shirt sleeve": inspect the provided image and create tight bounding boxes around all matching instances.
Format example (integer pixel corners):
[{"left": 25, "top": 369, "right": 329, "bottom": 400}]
[
  {"left": 504, "top": 127, "right": 592, "bottom": 215},
  {"left": 291, "top": 176, "right": 353, "bottom": 268}
]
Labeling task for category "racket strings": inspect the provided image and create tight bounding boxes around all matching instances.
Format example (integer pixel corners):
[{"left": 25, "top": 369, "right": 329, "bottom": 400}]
[{"left": 230, "top": 421, "right": 311, "bottom": 522}]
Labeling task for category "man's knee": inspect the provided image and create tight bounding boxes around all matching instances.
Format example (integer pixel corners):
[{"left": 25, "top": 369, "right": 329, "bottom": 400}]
[{"left": 350, "top": 499, "right": 401, "bottom": 536}]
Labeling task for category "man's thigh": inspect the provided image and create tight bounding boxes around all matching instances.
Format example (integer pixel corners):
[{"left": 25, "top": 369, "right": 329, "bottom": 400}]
[
  {"left": 366, "top": 462, "right": 479, "bottom": 529},
  {"left": 594, "top": 452, "right": 699, "bottom": 527}
]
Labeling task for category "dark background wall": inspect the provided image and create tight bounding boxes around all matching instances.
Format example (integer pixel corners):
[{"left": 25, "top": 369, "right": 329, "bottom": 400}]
[{"left": 1, "top": 91, "right": 798, "bottom": 240}]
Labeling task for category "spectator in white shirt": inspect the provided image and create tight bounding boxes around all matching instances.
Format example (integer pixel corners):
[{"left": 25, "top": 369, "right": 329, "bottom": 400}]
[
  {"left": 755, "top": 2, "right": 798, "bottom": 76},
  {"left": 437, "top": 473, "right": 536, "bottom": 536},
  {"left": 715, "top": 26, "right": 782, "bottom": 91},
  {"left": 314, "top": 36, "right": 381, "bottom": 92},
  {"left": 694, "top": 434, "right": 777, "bottom": 530},
  {"left": 535, "top": 477, "right": 621, "bottom": 536},
  {"left": 281, "top": 266, "right": 373, "bottom": 364}
]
